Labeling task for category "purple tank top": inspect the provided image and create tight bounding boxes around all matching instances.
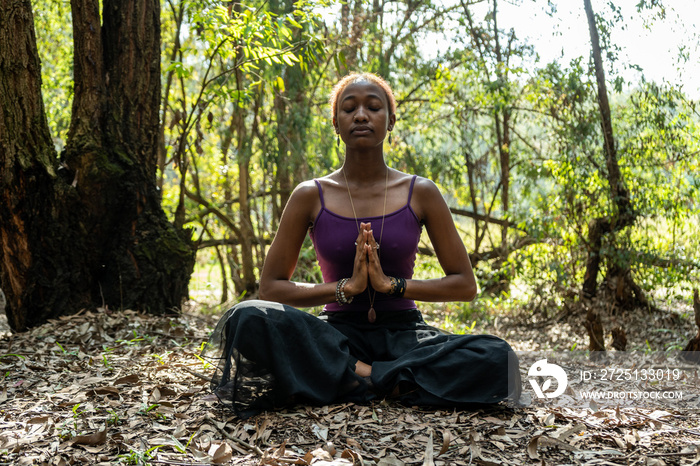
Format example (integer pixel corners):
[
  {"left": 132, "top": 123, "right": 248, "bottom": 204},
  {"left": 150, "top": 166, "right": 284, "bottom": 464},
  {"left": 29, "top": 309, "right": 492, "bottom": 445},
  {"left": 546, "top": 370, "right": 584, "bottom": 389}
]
[{"left": 310, "top": 175, "right": 422, "bottom": 313}]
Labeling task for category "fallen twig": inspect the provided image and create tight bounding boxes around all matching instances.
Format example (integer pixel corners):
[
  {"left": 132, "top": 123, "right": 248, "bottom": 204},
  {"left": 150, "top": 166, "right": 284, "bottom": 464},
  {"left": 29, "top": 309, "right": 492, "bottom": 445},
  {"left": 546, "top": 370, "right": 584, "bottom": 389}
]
[
  {"left": 177, "top": 364, "right": 212, "bottom": 382},
  {"left": 212, "top": 421, "right": 264, "bottom": 456}
]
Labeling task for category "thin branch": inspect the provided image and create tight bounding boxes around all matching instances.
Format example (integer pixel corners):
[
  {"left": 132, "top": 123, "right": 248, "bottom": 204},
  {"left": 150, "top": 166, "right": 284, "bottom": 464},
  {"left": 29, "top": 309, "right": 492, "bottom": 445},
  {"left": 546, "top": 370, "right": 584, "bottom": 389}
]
[
  {"left": 449, "top": 207, "right": 513, "bottom": 229},
  {"left": 184, "top": 187, "right": 243, "bottom": 238},
  {"left": 211, "top": 420, "right": 264, "bottom": 456}
]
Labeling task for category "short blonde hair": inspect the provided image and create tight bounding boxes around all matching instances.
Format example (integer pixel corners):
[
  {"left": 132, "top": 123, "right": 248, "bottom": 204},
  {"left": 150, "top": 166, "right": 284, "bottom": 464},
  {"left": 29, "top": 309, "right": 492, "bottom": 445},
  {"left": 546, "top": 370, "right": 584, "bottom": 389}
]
[{"left": 329, "top": 73, "right": 397, "bottom": 118}]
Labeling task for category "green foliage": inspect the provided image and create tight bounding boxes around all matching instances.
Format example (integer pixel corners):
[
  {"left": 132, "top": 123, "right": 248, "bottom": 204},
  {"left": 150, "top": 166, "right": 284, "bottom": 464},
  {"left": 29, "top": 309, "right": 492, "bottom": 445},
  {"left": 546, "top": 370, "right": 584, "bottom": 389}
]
[
  {"left": 521, "top": 62, "right": 700, "bottom": 301},
  {"left": 117, "top": 445, "right": 162, "bottom": 466},
  {"left": 32, "top": 0, "right": 700, "bottom": 323},
  {"left": 33, "top": 0, "right": 73, "bottom": 151},
  {"left": 106, "top": 409, "right": 122, "bottom": 426}
]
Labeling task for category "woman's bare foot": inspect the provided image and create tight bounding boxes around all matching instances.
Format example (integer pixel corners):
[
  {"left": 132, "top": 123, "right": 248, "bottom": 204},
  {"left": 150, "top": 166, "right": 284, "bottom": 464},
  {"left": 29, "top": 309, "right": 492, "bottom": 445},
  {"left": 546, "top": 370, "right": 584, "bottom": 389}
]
[{"left": 354, "top": 360, "right": 372, "bottom": 378}]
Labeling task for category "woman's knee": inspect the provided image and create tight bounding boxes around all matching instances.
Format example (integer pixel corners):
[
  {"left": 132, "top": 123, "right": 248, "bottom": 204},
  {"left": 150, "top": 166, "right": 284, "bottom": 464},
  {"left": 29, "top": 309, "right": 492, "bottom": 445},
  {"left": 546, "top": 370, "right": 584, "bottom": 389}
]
[{"left": 227, "top": 299, "right": 284, "bottom": 317}]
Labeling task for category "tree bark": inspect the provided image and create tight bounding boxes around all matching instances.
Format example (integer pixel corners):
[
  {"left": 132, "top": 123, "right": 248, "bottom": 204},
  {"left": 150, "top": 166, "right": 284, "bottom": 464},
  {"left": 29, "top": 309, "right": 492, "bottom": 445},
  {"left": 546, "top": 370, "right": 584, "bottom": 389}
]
[
  {"left": 0, "top": 0, "right": 92, "bottom": 330},
  {"left": 238, "top": 156, "right": 256, "bottom": 297},
  {"left": 0, "top": 0, "right": 195, "bottom": 331},
  {"left": 681, "top": 289, "right": 700, "bottom": 362},
  {"left": 272, "top": 0, "right": 309, "bottom": 220},
  {"left": 584, "top": 307, "right": 606, "bottom": 353},
  {"left": 462, "top": 0, "right": 514, "bottom": 294},
  {"left": 581, "top": 0, "right": 636, "bottom": 300},
  {"left": 274, "top": 65, "right": 308, "bottom": 217}
]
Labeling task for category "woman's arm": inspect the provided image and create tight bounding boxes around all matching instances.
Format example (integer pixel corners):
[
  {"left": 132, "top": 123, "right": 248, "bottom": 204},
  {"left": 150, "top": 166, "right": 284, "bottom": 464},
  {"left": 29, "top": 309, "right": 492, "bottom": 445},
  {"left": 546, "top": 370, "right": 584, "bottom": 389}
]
[
  {"left": 367, "top": 176, "right": 477, "bottom": 302},
  {"left": 258, "top": 181, "right": 367, "bottom": 307}
]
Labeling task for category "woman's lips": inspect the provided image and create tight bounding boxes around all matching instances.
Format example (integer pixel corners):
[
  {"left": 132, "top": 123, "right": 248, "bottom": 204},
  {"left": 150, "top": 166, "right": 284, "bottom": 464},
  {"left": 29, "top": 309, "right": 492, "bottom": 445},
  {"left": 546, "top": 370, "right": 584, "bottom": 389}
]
[{"left": 352, "top": 127, "right": 372, "bottom": 135}]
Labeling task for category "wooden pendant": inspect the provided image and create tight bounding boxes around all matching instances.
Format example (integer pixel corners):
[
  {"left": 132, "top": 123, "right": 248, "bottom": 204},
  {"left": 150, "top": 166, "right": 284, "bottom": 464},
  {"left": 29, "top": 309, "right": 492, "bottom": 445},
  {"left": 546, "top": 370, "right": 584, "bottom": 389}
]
[{"left": 368, "top": 307, "right": 376, "bottom": 323}]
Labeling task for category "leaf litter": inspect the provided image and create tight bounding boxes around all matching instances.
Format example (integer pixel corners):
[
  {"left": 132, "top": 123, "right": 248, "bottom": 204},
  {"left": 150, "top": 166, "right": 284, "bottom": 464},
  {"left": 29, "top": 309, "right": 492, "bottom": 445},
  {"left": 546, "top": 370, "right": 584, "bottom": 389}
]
[{"left": 0, "top": 307, "right": 699, "bottom": 465}]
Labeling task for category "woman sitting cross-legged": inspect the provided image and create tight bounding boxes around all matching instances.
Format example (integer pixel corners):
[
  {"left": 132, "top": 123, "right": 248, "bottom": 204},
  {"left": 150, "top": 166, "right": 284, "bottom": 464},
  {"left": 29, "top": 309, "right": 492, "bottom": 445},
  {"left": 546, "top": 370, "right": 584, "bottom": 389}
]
[{"left": 202, "top": 72, "right": 520, "bottom": 419}]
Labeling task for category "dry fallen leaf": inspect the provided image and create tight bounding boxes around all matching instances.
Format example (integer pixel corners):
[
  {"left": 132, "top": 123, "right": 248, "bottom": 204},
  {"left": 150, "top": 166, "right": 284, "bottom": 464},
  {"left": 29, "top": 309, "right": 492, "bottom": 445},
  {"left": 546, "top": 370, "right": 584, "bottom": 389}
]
[
  {"left": 209, "top": 442, "right": 233, "bottom": 464},
  {"left": 552, "top": 423, "right": 583, "bottom": 442},
  {"left": 309, "top": 447, "right": 334, "bottom": 462},
  {"left": 438, "top": 429, "right": 451, "bottom": 456},
  {"left": 2, "top": 308, "right": 699, "bottom": 466},
  {"left": 376, "top": 454, "right": 405, "bottom": 466},
  {"left": 114, "top": 374, "right": 139, "bottom": 385},
  {"left": 310, "top": 460, "right": 353, "bottom": 466},
  {"left": 70, "top": 427, "right": 107, "bottom": 446},
  {"left": 102, "top": 385, "right": 124, "bottom": 397},
  {"left": 341, "top": 448, "right": 363, "bottom": 465},
  {"left": 422, "top": 430, "right": 434, "bottom": 466},
  {"left": 645, "top": 458, "right": 666, "bottom": 466},
  {"left": 527, "top": 435, "right": 541, "bottom": 460}
]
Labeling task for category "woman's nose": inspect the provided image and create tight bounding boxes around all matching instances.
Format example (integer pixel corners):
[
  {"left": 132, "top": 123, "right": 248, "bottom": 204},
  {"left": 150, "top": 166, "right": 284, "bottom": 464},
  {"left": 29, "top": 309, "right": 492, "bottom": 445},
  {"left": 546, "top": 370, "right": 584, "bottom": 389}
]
[{"left": 354, "top": 107, "right": 368, "bottom": 122}]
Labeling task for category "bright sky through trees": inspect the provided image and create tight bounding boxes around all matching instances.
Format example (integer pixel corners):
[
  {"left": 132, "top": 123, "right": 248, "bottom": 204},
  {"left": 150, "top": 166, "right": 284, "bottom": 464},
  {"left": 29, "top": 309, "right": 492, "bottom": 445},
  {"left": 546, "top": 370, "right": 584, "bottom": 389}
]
[
  {"left": 497, "top": 0, "right": 700, "bottom": 97},
  {"left": 418, "top": 1, "right": 698, "bottom": 97}
]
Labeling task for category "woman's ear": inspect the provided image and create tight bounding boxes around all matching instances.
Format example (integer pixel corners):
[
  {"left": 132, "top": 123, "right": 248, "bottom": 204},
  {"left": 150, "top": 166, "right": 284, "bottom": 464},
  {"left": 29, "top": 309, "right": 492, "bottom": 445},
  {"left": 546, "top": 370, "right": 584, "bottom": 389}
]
[
  {"left": 332, "top": 117, "right": 338, "bottom": 133},
  {"left": 388, "top": 113, "right": 396, "bottom": 131}
]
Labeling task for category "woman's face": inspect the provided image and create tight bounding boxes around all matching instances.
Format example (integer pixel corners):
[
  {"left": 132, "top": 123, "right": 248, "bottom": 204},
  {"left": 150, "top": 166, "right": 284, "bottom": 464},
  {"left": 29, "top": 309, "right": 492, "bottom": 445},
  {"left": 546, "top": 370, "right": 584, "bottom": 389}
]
[{"left": 334, "top": 81, "right": 395, "bottom": 150}]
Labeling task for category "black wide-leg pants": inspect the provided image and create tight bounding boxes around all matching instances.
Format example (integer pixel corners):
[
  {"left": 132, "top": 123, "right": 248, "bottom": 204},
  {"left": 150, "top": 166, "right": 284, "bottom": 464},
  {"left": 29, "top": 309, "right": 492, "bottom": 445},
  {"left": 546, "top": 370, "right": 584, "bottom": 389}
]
[{"left": 202, "top": 300, "right": 519, "bottom": 418}]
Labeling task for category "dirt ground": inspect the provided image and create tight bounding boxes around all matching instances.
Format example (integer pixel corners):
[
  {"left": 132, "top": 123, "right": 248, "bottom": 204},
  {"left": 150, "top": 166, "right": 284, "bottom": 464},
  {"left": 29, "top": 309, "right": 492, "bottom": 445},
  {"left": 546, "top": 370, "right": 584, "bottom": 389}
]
[{"left": 1, "top": 299, "right": 699, "bottom": 465}]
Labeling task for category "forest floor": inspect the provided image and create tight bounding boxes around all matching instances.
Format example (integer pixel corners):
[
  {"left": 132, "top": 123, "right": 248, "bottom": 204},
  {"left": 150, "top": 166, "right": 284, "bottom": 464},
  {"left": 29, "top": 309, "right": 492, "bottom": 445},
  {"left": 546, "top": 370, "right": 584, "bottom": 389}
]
[{"left": 1, "top": 298, "right": 699, "bottom": 466}]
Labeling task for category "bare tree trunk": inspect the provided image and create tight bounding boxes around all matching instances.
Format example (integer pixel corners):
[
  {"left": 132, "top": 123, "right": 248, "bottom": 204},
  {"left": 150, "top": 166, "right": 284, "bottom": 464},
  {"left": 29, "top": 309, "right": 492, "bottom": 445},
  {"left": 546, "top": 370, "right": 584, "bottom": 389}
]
[
  {"left": 681, "top": 289, "right": 700, "bottom": 362},
  {"left": 274, "top": 67, "right": 308, "bottom": 215},
  {"left": 233, "top": 78, "right": 258, "bottom": 297},
  {"left": 492, "top": 0, "right": 510, "bottom": 254},
  {"left": 465, "top": 150, "right": 482, "bottom": 254},
  {"left": 584, "top": 307, "right": 606, "bottom": 352},
  {"left": 215, "top": 245, "right": 229, "bottom": 304},
  {"left": 346, "top": 0, "right": 365, "bottom": 68},
  {"left": 581, "top": 0, "right": 637, "bottom": 301},
  {"left": 462, "top": 0, "right": 514, "bottom": 293},
  {"left": 579, "top": 0, "right": 648, "bottom": 351},
  {"left": 0, "top": 0, "right": 194, "bottom": 331},
  {"left": 238, "top": 156, "right": 256, "bottom": 297},
  {"left": 0, "top": 0, "right": 92, "bottom": 330},
  {"left": 272, "top": 0, "right": 309, "bottom": 219}
]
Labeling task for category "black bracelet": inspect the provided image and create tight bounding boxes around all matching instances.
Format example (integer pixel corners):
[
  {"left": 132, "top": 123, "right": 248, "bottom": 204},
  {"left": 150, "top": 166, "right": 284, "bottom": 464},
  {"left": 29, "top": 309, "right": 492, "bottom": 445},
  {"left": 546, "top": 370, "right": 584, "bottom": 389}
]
[
  {"left": 395, "top": 277, "right": 406, "bottom": 297},
  {"left": 388, "top": 276, "right": 406, "bottom": 298}
]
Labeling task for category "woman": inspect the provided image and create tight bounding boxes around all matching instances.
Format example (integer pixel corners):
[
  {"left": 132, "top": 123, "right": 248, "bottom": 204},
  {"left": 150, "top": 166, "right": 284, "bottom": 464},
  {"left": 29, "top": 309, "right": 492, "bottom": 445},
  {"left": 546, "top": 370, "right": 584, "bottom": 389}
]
[{"left": 203, "top": 73, "right": 519, "bottom": 419}]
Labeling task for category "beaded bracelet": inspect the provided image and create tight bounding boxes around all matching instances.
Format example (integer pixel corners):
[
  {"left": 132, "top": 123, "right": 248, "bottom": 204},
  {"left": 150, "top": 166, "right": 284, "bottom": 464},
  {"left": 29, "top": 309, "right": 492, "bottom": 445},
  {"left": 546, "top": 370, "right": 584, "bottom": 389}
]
[
  {"left": 335, "top": 279, "right": 344, "bottom": 304},
  {"left": 335, "top": 278, "right": 353, "bottom": 305}
]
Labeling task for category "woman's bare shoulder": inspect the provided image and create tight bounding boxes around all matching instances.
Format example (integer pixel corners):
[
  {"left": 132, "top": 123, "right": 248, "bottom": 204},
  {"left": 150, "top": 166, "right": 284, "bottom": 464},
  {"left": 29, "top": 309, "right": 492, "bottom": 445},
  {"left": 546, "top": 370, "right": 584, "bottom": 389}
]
[
  {"left": 407, "top": 175, "right": 447, "bottom": 222},
  {"left": 409, "top": 175, "right": 442, "bottom": 199},
  {"left": 292, "top": 179, "right": 321, "bottom": 197},
  {"left": 280, "top": 180, "right": 320, "bottom": 223}
]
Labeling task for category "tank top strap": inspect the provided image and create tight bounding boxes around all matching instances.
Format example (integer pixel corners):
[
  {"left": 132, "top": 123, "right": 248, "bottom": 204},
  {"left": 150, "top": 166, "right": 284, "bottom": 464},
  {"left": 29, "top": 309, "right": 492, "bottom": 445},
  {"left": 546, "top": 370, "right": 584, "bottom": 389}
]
[
  {"left": 406, "top": 175, "right": 418, "bottom": 205},
  {"left": 314, "top": 179, "right": 325, "bottom": 208}
]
